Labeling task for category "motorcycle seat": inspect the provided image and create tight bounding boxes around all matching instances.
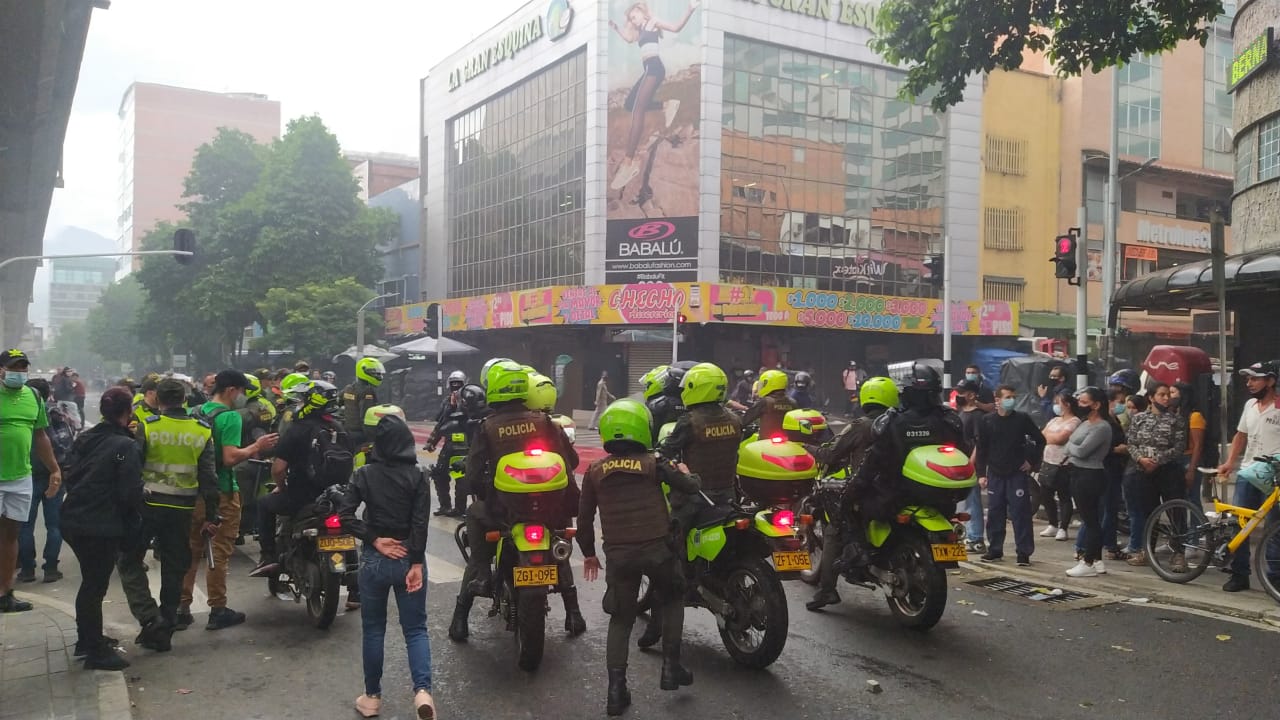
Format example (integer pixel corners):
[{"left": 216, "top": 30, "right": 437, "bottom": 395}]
[{"left": 691, "top": 504, "right": 736, "bottom": 529}]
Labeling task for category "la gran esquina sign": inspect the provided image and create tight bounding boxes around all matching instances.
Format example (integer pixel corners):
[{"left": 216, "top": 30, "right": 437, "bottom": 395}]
[
  {"left": 447, "top": 1, "right": 574, "bottom": 91},
  {"left": 733, "top": 0, "right": 881, "bottom": 31}
]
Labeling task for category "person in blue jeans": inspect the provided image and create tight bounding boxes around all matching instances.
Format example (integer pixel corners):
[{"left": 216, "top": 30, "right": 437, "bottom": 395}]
[
  {"left": 17, "top": 378, "right": 74, "bottom": 583},
  {"left": 339, "top": 414, "right": 434, "bottom": 719},
  {"left": 1215, "top": 361, "right": 1280, "bottom": 593}
]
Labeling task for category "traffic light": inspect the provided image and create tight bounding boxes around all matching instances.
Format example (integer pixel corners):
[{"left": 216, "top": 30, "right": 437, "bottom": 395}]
[
  {"left": 924, "top": 254, "right": 944, "bottom": 288},
  {"left": 677, "top": 313, "right": 688, "bottom": 326},
  {"left": 1052, "top": 234, "right": 1077, "bottom": 279},
  {"left": 173, "top": 228, "right": 196, "bottom": 265},
  {"left": 424, "top": 303, "right": 440, "bottom": 339}
]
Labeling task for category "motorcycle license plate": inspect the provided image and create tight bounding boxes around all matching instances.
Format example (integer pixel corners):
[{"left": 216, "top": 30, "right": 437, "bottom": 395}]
[
  {"left": 930, "top": 543, "right": 967, "bottom": 562},
  {"left": 317, "top": 536, "right": 356, "bottom": 551},
  {"left": 513, "top": 565, "right": 558, "bottom": 587},
  {"left": 772, "top": 550, "right": 811, "bottom": 572}
]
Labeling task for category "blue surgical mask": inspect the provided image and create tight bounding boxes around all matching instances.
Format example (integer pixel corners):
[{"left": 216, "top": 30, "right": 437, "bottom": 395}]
[
  {"left": 3, "top": 372, "right": 27, "bottom": 388},
  {"left": 1114, "top": 403, "right": 1126, "bottom": 415},
  {"left": 965, "top": 373, "right": 979, "bottom": 382},
  {"left": 1052, "top": 404, "right": 1063, "bottom": 416},
  {"left": 1000, "top": 397, "right": 1016, "bottom": 412}
]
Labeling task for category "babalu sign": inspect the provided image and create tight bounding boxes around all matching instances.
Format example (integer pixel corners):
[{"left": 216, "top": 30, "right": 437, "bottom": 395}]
[{"left": 734, "top": 0, "right": 880, "bottom": 31}]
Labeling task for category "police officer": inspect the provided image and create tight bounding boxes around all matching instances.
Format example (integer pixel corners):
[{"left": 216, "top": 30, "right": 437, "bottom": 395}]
[
  {"left": 342, "top": 358, "right": 384, "bottom": 446},
  {"left": 273, "top": 373, "right": 311, "bottom": 436},
  {"left": 448, "top": 361, "right": 579, "bottom": 642},
  {"left": 116, "top": 379, "right": 220, "bottom": 652},
  {"left": 741, "top": 369, "right": 797, "bottom": 437},
  {"left": 131, "top": 374, "right": 161, "bottom": 434},
  {"left": 642, "top": 362, "right": 740, "bottom": 648},
  {"left": 803, "top": 377, "right": 899, "bottom": 611},
  {"left": 579, "top": 400, "right": 698, "bottom": 716},
  {"left": 644, "top": 364, "right": 690, "bottom": 439},
  {"left": 425, "top": 371, "right": 469, "bottom": 515}
]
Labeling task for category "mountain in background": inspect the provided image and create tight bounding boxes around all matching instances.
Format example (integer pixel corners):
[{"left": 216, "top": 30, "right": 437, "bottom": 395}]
[{"left": 31, "top": 226, "right": 117, "bottom": 327}]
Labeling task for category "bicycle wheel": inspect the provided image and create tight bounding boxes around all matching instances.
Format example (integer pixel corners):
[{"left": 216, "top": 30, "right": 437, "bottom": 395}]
[
  {"left": 1252, "top": 520, "right": 1280, "bottom": 605},
  {"left": 1144, "top": 499, "right": 1211, "bottom": 583}
]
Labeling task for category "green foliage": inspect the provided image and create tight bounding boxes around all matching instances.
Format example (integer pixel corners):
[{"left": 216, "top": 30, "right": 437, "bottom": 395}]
[
  {"left": 43, "top": 320, "right": 100, "bottom": 372},
  {"left": 254, "top": 278, "right": 383, "bottom": 362},
  {"left": 870, "top": 0, "right": 1225, "bottom": 112},
  {"left": 132, "top": 118, "right": 394, "bottom": 368},
  {"left": 85, "top": 276, "right": 156, "bottom": 370}
]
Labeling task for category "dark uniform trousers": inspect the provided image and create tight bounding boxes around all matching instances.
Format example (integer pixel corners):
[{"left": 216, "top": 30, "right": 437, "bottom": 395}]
[
  {"left": 602, "top": 537, "right": 685, "bottom": 667},
  {"left": 116, "top": 505, "right": 194, "bottom": 626}
]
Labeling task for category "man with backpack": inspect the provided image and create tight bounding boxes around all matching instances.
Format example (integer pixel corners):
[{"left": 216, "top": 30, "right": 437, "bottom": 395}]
[
  {"left": 251, "top": 380, "right": 351, "bottom": 577},
  {"left": 179, "top": 370, "right": 277, "bottom": 630}
]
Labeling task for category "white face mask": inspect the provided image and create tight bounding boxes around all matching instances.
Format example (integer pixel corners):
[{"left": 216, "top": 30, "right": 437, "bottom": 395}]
[{"left": 3, "top": 371, "right": 28, "bottom": 388}]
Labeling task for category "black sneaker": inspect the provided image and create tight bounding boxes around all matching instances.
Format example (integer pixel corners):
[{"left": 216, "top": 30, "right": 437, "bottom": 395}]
[
  {"left": 206, "top": 607, "right": 246, "bottom": 630},
  {"left": 1016, "top": 554, "right": 1031, "bottom": 567},
  {"left": 1222, "top": 574, "right": 1250, "bottom": 593},
  {"left": 979, "top": 551, "right": 1003, "bottom": 562},
  {"left": 15, "top": 568, "right": 36, "bottom": 583},
  {"left": 174, "top": 609, "right": 195, "bottom": 630},
  {"left": 83, "top": 645, "right": 130, "bottom": 671},
  {"left": 0, "top": 592, "right": 33, "bottom": 613},
  {"left": 74, "top": 635, "right": 119, "bottom": 657},
  {"left": 42, "top": 569, "right": 64, "bottom": 583},
  {"left": 136, "top": 619, "right": 173, "bottom": 652}
]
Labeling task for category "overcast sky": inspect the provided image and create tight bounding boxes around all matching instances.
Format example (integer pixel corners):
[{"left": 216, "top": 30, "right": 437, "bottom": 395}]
[{"left": 47, "top": 0, "right": 527, "bottom": 243}]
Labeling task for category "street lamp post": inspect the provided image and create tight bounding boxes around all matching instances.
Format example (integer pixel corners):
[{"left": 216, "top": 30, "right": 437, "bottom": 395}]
[{"left": 356, "top": 293, "right": 396, "bottom": 360}]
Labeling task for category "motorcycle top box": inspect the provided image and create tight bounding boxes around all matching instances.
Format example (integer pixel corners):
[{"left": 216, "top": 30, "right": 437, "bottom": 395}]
[
  {"left": 493, "top": 448, "right": 569, "bottom": 524},
  {"left": 782, "top": 408, "right": 830, "bottom": 444},
  {"left": 901, "top": 445, "right": 977, "bottom": 507},
  {"left": 737, "top": 436, "right": 818, "bottom": 506}
]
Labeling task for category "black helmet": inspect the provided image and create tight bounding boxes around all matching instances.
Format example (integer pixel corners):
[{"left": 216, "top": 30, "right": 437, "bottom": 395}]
[
  {"left": 907, "top": 363, "right": 942, "bottom": 392},
  {"left": 794, "top": 371, "right": 812, "bottom": 389},
  {"left": 663, "top": 365, "right": 690, "bottom": 396},
  {"left": 459, "top": 383, "right": 488, "bottom": 417}
]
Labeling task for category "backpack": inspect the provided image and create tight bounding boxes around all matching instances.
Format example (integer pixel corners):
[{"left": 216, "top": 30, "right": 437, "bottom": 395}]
[
  {"left": 190, "top": 405, "right": 232, "bottom": 470},
  {"left": 43, "top": 398, "right": 75, "bottom": 465},
  {"left": 308, "top": 420, "right": 354, "bottom": 491}
]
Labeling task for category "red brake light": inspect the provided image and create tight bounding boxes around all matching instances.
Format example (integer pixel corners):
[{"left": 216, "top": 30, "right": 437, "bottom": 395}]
[
  {"left": 926, "top": 460, "right": 975, "bottom": 481},
  {"left": 324, "top": 514, "right": 342, "bottom": 529},
  {"left": 507, "top": 463, "right": 564, "bottom": 484},
  {"left": 526, "top": 447, "right": 544, "bottom": 456},
  {"left": 762, "top": 453, "right": 816, "bottom": 472},
  {"left": 938, "top": 445, "right": 957, "bottom": 454},
  {"left": 771, "top": 510, "right": 795, "bottom": 529},
  {"left": 769, "top": 435, "right": 786, "bottom": 444},
  {"left": 524, "top": 525, "right": 546, "bottom": 544},
  {"left": 955, "top": 512, "right": 971, "bottom": 522}
]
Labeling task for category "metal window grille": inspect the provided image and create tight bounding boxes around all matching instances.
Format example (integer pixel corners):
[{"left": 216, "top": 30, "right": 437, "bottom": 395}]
[
  {"left": 982, "top": 207, "right": 1025, "bottom": 251},
  {"left": 985, "top": 135, "right": 1026, "bottom": 176},
  {"left": 982, "top": 276, "right": 1025, "bottom": 304}
]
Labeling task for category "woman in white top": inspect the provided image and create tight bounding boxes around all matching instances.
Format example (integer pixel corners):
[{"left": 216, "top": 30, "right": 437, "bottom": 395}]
[{"left": 1039, "top": 391, "right": 1080, "bottom": 541}]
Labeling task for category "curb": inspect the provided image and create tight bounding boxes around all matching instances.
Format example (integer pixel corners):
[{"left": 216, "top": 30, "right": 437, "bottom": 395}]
[
  {"left": 959, "top": 560, "right": 1280, "bottom": 626},
  {"left": 96, "top": 670, "right": 134, "bottom": 720}
]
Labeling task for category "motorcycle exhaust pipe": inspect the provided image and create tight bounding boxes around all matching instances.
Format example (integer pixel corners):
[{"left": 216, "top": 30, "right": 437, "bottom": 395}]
[{"left": 551, "top": 538, "right": 572, "bottom": 562}]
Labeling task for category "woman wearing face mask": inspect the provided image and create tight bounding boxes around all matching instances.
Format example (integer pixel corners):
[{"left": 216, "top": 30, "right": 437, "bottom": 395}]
[
  {"left": 1064, "top": 387, "right": 1115, "bottom": 577},
  {"left": 1039, "top": 391, "right": 1080, "bottom": 542},
  {"left": 1170, "top": 383, "right": 1207, "bottom": 510},
  {"left": 1124, "top": 384, "right": 1187, "bottom": 568}
]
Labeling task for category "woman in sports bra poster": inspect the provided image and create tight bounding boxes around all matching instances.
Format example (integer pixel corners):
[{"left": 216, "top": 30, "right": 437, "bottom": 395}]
[{"left": 605, "top": 0, "right": 702, "bottom": 284}]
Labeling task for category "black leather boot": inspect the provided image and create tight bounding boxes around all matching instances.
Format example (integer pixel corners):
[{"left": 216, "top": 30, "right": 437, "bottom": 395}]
[
  {"left": 636, "top": 617, "right": 661, "bottom": 648},
  {"left": 448, "top": 595, "right": 472, "bottom": 642},
  {"left": 660, "top": 648, "right": 693, "bottom": 691},
  {"left": 562, "top": 588, "right": 587, "bottom": 636},
  {"left": 606, "top": 666, "right": 631, "bottom": 716}
]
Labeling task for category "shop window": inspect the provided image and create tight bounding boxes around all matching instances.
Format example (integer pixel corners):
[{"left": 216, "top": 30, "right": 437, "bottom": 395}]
[
  {"left": 982, "top": 207, "right": 1024, "bottom": 251},
  {"left": 982, "top": 277, "right": 1024, "bottom": 304}
]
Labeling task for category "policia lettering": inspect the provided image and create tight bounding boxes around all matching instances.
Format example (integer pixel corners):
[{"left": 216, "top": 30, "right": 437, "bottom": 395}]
[
  {"left": 141, "top": 415, "right": 213, "bottom": 502},
  {"left": 702, "top": 423, "right": 737, "bottom": 439}
]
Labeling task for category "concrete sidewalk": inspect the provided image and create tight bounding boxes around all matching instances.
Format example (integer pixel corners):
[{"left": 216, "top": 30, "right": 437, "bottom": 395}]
[
  {"left": 966, "top": 517, "right": 1280, "bottom": 626},
  {"left": 0, "top": 604, "right": 132, "bottom": 719}
]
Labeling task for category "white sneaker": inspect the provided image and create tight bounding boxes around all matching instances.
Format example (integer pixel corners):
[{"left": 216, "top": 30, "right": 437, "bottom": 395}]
[
  {"left": 1094, "top": 560, "right": 1107, "bottom": 575},
  {"left": 1065, "top": 561, "right": 1099, "bottom": 578},
  {"left": 663, "top": 99, "right": 681, "bottom": 128},
  {"left": 610, "top": 159, "right": 639, "bottom": 191},
  {"left": 1039, "top": 525, "right": 1059, "bottom": 538},
  {"left": 1055, "top": 529, "right": 1068, "bottom": 541}
]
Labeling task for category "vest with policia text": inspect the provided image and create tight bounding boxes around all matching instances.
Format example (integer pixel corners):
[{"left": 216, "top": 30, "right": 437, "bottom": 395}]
[
  {"left": 141, "top": 414, "right": 211, "bottom": 510},
  {"left": 685, "top": 404, "right": 741, "bottom": 493}
]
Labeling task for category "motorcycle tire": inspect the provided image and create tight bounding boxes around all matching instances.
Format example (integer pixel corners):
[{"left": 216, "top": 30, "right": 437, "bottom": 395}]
[
  {"left": 515, "top": 585, "right": 547, "bottom": 672},
  {"left": 307, "top": 567, "right": 342, "bottom": 630},
  {"left": 883, "top": 532, "right": 947, "bottom": 631},
  {"left": 797, "top": 496, "right": 824, "bottom": 586},
  {"left": 717, "top": 557, "right": 788, "bottom": 669}
]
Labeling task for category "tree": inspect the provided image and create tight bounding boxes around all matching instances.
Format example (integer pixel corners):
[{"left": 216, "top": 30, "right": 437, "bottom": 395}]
[
  {"left": 254, "top": 278, "right": 383, "bottom": 363},
  {"left": 43, "top": 320, "right": 101, "bottom": 373},
  {"left": 86, "top": 276, "right": 156, "bottom": 370},
  {"left": 870, "top": 0, "right": 1225, "bottom": 111}
]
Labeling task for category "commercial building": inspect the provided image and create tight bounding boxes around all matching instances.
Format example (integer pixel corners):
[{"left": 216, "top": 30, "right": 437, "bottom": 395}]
[
  {"left": 47, "top": 256, "right": 115, "bottom": 339},
  {"left": 398, "top": 0, "right": 1018, "bottom": 408},
  {"left": 117, "top": 82, "right": 280, "bottom": 271},
  {"left": 345, "top": 151, "right": 421, "bottom": 203},
  {"left": 368, "top": 177, "right": 423, "bottom": 306}
]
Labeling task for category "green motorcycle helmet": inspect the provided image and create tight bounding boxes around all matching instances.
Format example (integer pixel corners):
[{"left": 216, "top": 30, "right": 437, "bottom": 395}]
[
  {"left": 479, "top": 357, "right": 515, "bottom": 388},
  {"left": 485, "top": 360, "right": 531, "bottom": 404},
  {"left": 243, "top": 374, "right": 264, "bottom": 400},
  {"left": 355, "top": 357, "right": 386, "bottom": 387},
  {"left": 527, "top": 373, "right": 557, "bottom": 412},
  {"left": 681, "top": 362, "right": 729, "bottom": 406},
  {"left": 599, "top": 399, "right": 653, "bottom": 449},
  {"left": 280, "top": 372, "right": 309, "bottom": 393},
  {"left": 363, "top": 403, "right": 406, "bottom": 428},
  {"left": 859, "top": 376, "right": 900, "bottom": 411},
  {"left": 639, "top": 365, "right": 670, "bottom": 402}
]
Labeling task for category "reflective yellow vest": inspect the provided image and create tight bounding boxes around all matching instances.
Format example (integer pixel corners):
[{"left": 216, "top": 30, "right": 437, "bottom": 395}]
[{"left": 141, "top": 414, "right": 211, "bottom": 509}]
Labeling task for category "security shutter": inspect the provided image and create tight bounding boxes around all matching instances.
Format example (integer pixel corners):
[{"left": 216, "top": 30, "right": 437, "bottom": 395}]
[{"left": 626, "top": 344, "right": 671, "bottom": 399}]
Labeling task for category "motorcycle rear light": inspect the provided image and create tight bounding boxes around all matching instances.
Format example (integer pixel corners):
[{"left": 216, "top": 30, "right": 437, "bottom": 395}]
[
  {"left": 799, "top": 514, "right": 813, "bottom": 526},
  {"left": 771, "top": 510, "right": 795, "bottom": 530},
  {"left": 485, "top": 530, "right": 501, "bottom": 543},
  {"left": 507, "top": 463, "right": 564, "bottom": 484},
  {"left": 526, "top": 446, "right": 544, "bottom": 456},
  {"left": 763, "top": 453, "right": 816, "bottom": 472},
  {"left": 938, "top": 445, "right": 957, "bottom": 454},
  {"left": 955, "top": 512, "right": 971, "bottom": 522},
  {"left": 896, "top": 513, "right": 911, "bottom": 524},
  {"left": 562, "top": 528, "right": 576, "bottom": 539},
  {"left": 324, "top": 514, "right": 342, "bottom": 530},
  {"left": 926, "top": 460, "right": 975, "bottom": 481},
  {"left": 769, "top": 435, "right": 786, "bottom": 444},
  {"left": 524, "top": 525, "right": 546, "bottom": 544},
  {"left": 734, "top": 518, "right": 751, "bottom": 530},
  {"left": 529, "top": 553, "right": 545, "bottom": 565}
]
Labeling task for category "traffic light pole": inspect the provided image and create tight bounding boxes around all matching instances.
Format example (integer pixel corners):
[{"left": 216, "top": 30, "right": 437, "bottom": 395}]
[
  {"left": 1075, "top": 208, "right": 1088, "bottom": 390},
  {"left": 436, "top": 302, "right": 444, "bottom": 402},
  {"left": 671, "top": 303, "right": 679, "bottom": 365},
  {"left": 941, "top": 233, "right": 952, "bottom": 390}
]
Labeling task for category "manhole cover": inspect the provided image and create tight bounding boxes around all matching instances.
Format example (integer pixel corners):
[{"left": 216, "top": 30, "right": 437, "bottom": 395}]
[{"left": 966, "top": 576, "right": 1095, "bottom": 605}]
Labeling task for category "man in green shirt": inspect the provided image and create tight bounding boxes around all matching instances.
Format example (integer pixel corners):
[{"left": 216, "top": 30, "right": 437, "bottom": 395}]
[
  {"left": 178, "top": 370, "right": 277, "bottom": 630},
  {"left": 0, "top": 349, "right": 63, "bottom": 612}
]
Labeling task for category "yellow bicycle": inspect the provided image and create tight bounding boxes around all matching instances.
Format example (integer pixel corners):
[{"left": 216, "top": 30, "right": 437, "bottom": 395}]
[{"left": 1143, "top": 455, "right": 1280, "bottom": 603}]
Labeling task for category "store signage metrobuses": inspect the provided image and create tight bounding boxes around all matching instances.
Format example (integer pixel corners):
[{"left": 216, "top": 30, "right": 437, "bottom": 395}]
[
  {"left": 448, "top": 0, "right": 575, "bottom": 92},
  {"left": 1229, "top": 27, "right": 1273, "bottom": 93},
  {"left": 733, "top": 0, "right": 880, "bottom": 32},
  {"left": 1136, "top": 219, "right": 1211, "bottom": 251}
]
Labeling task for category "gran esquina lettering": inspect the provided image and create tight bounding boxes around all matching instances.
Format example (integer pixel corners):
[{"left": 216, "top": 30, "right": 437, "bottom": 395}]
[
  {"left": 733, "top": 0, "right": 880, "bottom": 31},
  {"left": 449, "top": 16, "right": 545, "bottom": 91}
]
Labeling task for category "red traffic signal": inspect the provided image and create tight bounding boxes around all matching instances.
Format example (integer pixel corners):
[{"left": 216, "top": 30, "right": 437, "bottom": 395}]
[
  {"left": 1052, "top": 234, "right": 1078, "bottom": 280},
  {"left": 677, "top": 313, "right": 688, "bottom": 325},
  {"left": 1056, "top": 235, "right": 1076, "bottom": 256}
]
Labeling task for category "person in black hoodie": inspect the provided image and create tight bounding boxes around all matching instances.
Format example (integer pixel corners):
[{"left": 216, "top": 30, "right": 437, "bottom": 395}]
[
  {"left": 340, "top": 415, "right": 434, "bottom": 720},
  {"left": 60, "top": 387, "right": 143, "bottom": 670}
]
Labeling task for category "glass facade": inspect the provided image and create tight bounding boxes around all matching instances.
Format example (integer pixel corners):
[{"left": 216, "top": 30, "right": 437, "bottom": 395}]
[
  {"left": 446, "top": 50, "right": 587, "bottom": 297},
  {"left": 719, "top": 36, "right": 945, "bottom": 296},
  {"left": 1117, "top": 55, "right": 1162, "bottom": 160},
  {"left": 1259, "top": 116, "right": 1280, "bottom": 184},
  {"left": 1203, "top": 18, "right": 1234, "bottom": 173}
]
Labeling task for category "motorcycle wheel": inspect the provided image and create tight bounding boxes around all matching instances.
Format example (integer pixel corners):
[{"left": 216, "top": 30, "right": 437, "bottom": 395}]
[
  {"left": 307, "top": 566, "right": 342, "bottom": 630},
  {"left": 797, "top": 497, "right": 824, "bottom": 586},
  {"left": 883, "top": 532, "right": 947, "bottom": 631},
  {"left": 717, "top": 558, "right": 788, "bottom": 669},
  {"left": 515, "top": 585, "right": 547, "bottom": 672}
]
